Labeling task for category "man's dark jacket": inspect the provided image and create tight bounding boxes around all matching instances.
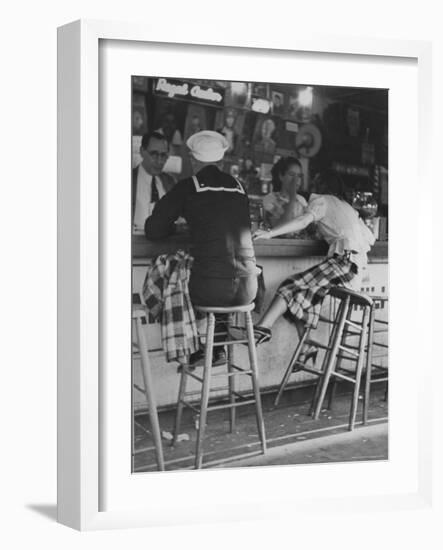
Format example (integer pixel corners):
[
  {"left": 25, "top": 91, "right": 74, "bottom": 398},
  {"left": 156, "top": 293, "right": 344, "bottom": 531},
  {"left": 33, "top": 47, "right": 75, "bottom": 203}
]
[
  {"left": 144, "top": 165, "right": 257, "bottom": 279},
  {"left": 132, "top": 166, "right": 176, "bottom": 222}
]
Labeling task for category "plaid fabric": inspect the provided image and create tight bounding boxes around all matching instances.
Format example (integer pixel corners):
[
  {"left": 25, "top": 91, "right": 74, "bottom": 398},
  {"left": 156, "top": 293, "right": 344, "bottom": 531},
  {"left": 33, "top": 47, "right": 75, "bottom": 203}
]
[
  {"left": 277, "top": 255, "right": 356, "bottom": 329},
  {"left": 142, "top": 250, "right": 200, "bottom": 363}
]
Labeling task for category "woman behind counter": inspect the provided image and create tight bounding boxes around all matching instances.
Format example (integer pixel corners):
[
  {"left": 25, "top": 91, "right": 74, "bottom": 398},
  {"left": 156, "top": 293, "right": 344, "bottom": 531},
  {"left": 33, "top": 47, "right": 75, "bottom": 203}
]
[{"left": 262, "top": 157, "right": 307, "bottom": 232}]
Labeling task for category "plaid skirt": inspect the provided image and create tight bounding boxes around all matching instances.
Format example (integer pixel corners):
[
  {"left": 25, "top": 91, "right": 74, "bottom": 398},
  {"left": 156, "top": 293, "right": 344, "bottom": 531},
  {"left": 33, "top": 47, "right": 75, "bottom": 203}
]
[{"left": 277, "top": 255, "right": 357, "bottom": 329}]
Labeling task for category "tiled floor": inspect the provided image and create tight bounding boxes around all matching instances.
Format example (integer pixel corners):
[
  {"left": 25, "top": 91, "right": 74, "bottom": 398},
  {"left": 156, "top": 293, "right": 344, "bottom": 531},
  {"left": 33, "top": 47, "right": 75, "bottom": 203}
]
[{"left": 133, "top": 383, "right": 388, "bottom": 472}]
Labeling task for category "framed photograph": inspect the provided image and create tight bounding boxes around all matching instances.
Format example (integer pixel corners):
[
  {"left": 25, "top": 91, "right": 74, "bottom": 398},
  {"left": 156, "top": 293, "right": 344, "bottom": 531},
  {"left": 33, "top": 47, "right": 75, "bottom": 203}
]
[
  {"left": 58, "top": 20, "right": 432, "bottom": 530},
  {"left": 131, "top": 93, "right": 148, "bottom": 136},
  {"left": 132, "top": 75, "right": 149, "bottom": 92},
  {"left": 270, "top": 90, "right": 285, "bottom": 115}
]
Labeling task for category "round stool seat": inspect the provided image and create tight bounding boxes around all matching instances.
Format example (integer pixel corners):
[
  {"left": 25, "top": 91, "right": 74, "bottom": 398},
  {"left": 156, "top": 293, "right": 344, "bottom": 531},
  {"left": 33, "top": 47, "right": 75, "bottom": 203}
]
[
  {"left": 328, "top": 286, "right": 373, "bottom": 308},
  {"left": 194, "top": 303, "right": 255, "bottom": 314}
]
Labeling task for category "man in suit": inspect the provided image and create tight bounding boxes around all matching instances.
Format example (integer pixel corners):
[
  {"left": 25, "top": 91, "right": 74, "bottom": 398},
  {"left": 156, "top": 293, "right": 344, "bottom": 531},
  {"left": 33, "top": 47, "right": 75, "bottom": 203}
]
[{"left": 132, "top": 131, "right": 176, "bottom": 232}]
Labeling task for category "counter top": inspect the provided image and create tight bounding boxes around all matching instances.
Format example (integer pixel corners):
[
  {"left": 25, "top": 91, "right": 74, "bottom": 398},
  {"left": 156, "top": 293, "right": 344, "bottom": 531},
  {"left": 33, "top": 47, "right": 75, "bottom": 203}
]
[{"left": 132, "top": 234, "right": 388, "bottom": 263}]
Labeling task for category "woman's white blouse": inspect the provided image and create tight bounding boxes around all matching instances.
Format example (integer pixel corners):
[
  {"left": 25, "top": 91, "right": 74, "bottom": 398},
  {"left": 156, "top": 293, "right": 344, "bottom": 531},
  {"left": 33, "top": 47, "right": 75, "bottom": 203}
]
[{"left": 306, "top": 194, "right": 376, "bottom": 271}]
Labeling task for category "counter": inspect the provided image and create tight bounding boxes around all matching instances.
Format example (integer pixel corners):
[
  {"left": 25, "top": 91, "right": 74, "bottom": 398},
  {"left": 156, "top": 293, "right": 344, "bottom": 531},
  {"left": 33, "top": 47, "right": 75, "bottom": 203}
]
[
  {"left": 132, "top": 234, "right": 388, "bottom": 409},
  {"left": 132, "top": 233, "right": 388, "bottom": 262}
]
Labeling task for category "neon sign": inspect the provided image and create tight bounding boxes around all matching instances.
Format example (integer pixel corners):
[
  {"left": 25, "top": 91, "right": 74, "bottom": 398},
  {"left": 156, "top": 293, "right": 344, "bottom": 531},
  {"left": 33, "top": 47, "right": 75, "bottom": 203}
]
[
  {"left": 155, "top": 78, "right": 188, "bottom": 98},
  {"left": 154, "top": 78, "right": 224, "bottom": 105}
]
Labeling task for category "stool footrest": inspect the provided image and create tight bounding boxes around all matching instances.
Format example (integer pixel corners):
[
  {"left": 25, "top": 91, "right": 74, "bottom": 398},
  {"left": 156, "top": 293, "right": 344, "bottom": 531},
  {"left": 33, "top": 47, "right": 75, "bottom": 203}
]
[
  {"left": 133, "top": 445, "right": 156, "bottom": 455},
  {"left": 228, "top": 364, "right": 253, "bottom": 376},
  {"left": 331, "top": 371, "right": 356, "bottom": 384},
  {"left": 134, "top": 419, "right": 151, "bottom": 435},
  {"left": 186, "top": 371, "right": 204, "bottom": 383},
  {"left": 182, "top": 364, "right": 252, "bottom": 380},
  {"left": 305, "top": 338, "right": 328, "bottom": 350},
  {"left": 183, "top": 384, "right": 232, "bottom": 399},
  {"left": 210, "top": 367, "right": 252, "bottom": 378},
  {"left": 133, "top": 383, "right": 146, "bottom": 395},
  {"left": 336, "top": 353, "right": 359, "bottom": 362},
  {"left": 179, "top": 400, "right": 200, "bottom": 413},
  {"left": 344, "top": 319, "right": 363, "bottom": 331},
  {"left": 342, "top": 330, "right": 362, "bottom": 338},
  {"left": 207, "top": 398, "right": 256, "bottom": 412},
  {"left": 338, "top": 345, "right": 360, "bottom": 358},
  {"left": 211, "top": 339, "right": 249, "bottom": 346},
  {"left": 181, "top": 392, "right": 256, "bottom": 412},
  {"left": 292, "top": 366, "right": 324, "bottom": 377},
  {"left": 230, "top": 390, "right": 246, "bottom": 400},
  {"left": 369, "top": 376, "right": 389, "bottom": 383}
]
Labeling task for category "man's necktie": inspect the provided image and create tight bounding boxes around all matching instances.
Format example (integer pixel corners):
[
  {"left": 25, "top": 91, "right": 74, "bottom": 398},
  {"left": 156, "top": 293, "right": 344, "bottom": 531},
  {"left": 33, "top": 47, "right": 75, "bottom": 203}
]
[{"left": 151, "top": 176, "right": 160, "bottom": 204}]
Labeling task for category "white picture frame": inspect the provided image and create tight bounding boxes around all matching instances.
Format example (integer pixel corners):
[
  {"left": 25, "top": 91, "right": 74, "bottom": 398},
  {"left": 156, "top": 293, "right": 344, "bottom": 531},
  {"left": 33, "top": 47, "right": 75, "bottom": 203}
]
[{"left": 57, "top": 19, "right": 433, "bottom": 531}]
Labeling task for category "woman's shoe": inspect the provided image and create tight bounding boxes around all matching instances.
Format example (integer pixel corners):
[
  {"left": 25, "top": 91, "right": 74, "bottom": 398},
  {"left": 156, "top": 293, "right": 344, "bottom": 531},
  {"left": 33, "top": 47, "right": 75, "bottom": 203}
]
[
  {"left": 253, "top": 325, "right": 272, "bottom": 345},
  {"left": 300, "top": 347, "right": 318, "bottom": 365},
  {"left": 188, "top": 347, "right": 227, "bottom": 368}
]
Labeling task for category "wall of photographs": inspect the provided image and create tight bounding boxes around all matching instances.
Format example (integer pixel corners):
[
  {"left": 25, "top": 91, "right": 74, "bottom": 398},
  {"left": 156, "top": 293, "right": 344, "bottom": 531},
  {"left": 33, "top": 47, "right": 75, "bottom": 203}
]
[{"left": 132, "top": 76, "right": 388, "bottom": 227}]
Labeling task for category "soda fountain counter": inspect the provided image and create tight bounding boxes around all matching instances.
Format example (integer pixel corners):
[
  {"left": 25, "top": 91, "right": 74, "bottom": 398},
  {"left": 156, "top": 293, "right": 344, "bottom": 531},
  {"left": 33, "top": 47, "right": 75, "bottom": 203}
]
[{"left": 132, "top": 233, "right": 388, "bottom": 409}]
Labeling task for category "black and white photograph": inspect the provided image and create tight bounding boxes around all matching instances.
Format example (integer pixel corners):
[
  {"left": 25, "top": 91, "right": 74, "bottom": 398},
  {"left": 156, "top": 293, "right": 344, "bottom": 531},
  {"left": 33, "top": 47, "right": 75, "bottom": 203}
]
[
  {"left": 131, "top": 76, "right": 389, "bottom": 472},
  {"left": 271, "top": 90, "right": 285, "bottom": 115},
  {"left": 3, "top": 0, "right": 438, "bottom": 539}
]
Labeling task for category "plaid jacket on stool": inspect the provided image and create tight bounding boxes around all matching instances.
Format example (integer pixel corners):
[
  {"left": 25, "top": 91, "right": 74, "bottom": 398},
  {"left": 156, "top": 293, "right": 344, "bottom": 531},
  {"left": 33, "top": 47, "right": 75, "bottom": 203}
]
[{"left": 142, "top": 250, "right": 200, "bottom": 363}]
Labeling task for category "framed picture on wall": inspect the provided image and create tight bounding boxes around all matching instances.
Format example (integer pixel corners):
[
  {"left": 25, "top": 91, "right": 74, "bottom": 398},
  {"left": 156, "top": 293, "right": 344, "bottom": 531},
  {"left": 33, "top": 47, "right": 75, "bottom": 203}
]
[
  {"left": 132, "top": 75, "right": 149, "bottom": 92},
  {"left": 271, "top": 90, "right": 285, "bottom": 115},
  {"left": 58, "top": 19, "right": 432, "bottom": 531},
  {"left": 132, "top": 93, "right": 148, "bottom": 136}
]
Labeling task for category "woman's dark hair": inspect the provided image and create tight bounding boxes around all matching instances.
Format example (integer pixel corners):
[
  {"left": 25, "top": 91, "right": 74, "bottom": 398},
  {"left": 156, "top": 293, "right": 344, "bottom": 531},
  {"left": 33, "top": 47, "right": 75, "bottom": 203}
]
[
  {"left": 271, "top": 156, "right": 301, "bottom": 192},
  {"left": 316, "top": 169, "right": 347, "bottom": 200}
]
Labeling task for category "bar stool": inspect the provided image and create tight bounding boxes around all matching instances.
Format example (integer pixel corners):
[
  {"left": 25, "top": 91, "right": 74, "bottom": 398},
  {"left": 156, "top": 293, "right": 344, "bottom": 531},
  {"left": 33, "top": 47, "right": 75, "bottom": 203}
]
[
  {"left": 274, "top": 287, "right": 374, "bottom": 431},
  {"left": 132, "top": 305, "right": 165, "bottom": 471},
  {"left": 173, "top": 303, "right": 267, "bottom": 469},
  {"left": 363, "top": 296, "right": 389, "bottom": 424}
]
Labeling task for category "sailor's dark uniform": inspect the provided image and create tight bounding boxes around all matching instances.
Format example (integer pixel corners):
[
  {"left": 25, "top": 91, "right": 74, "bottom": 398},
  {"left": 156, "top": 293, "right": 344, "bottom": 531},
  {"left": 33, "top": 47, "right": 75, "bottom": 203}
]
[{"left": 145, "top": 164, "right": 258, "bottom": 306}]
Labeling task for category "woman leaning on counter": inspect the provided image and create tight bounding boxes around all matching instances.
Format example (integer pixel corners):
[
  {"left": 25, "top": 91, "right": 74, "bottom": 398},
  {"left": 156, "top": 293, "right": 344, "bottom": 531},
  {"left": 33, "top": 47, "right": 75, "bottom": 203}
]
[
  {"left": 253, "top": 170, "right": 376, "bottom": 348},
  {"left": 262, "top": 157, "right": 307, "bottom": 231}
]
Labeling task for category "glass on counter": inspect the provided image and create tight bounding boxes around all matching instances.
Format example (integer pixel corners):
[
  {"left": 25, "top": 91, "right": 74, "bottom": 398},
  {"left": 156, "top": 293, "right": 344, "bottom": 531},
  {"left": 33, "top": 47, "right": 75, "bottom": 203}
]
[
  {"left": 351, "top": 191, "right": 381, "bottom": 239},
  {"left": 352, "top": 191, "right": 378, "bottom": 219}
]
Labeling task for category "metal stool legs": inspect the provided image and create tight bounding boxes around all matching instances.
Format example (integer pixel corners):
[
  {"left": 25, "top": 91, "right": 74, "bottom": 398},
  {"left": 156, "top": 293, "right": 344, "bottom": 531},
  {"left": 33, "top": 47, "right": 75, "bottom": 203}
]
[
  {"left": 133, "top": 310, "right": 165, "bottom": 471},
  {"left": 172, "top": 364, "right": 189, "bottom": 447},
  {"left": 347, "top": 306, "right": 371, "bottom": 430},
  {"left": 274, "top": 327, "right": 311, "bottom": 407},
  {"left": 312, "top": 290, "right": 373, "bottom": 431},
  {"left": 173, "top": 304, "right": 266, "bottom": 469},
  {"left": 313, "top": 295, "right": 350, "bottom": 421},
  {"left": 226, "top": 313, "right": 236, "bottom": 433},
  {"left": 245, "top": 311, "right": 267, "bottom": 454},
  {"left": 362, "top": 308, "right": 375, "bottom": 425},
  {"left": 195, "top": 312, "right": 216, "bottom": 469}
]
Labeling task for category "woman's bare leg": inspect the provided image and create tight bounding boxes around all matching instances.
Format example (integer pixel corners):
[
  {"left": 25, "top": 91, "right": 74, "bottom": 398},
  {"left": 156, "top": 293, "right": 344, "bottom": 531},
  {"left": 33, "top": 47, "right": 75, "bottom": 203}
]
[
  {"left": 258, "top": 296, "right": 306, "bottom": 339},
  {"left": 257, "top": 295, "right": 288, "bottom": 329}
]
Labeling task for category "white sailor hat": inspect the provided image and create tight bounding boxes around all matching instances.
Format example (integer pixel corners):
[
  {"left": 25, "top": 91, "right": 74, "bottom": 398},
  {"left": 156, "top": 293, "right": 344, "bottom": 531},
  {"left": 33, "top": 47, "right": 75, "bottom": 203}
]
[{"left": 186, "top": 130, "right": 229, "bottom": 162}]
